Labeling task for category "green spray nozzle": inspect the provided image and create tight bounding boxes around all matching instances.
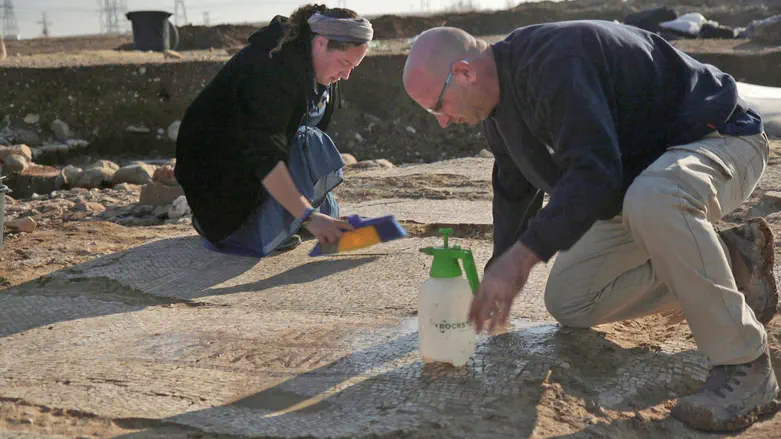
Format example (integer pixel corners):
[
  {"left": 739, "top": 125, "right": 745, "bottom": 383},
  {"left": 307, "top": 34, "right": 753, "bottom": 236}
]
[{"left": 420, "top": 228, "right": 481, "bottom": 294}]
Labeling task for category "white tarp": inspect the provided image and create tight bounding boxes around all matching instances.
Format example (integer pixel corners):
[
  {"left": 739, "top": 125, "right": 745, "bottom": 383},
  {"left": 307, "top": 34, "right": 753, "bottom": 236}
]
[{"left": 659, "top": 12, "right": 711, "bottom": 36}]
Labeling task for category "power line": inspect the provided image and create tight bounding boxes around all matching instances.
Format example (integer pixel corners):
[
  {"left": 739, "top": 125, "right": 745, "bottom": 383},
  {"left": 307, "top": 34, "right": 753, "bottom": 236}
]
[
  {"left": 96, "top": 0, "right": 127, "bottom": 35},
  {"left": 38, "top": 12, "right": 51, "bottom": 37},
  {"left": 2, "top": 0, "right": 20, "bottom": 38},
  {"left": 174, "top": 0, "right": 188, "bottom": 26}
]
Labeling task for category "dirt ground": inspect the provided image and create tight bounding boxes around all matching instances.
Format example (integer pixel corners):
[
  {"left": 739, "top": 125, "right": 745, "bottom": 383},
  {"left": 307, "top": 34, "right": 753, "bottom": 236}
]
[{"left": 2, "top": 145, "right": 781, "bottom": 438}]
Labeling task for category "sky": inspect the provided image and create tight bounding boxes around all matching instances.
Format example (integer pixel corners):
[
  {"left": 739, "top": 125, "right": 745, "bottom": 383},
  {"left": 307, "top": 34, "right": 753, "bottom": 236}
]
[{"left": 5, "top": 0, "right": 520, "bottom": 39}]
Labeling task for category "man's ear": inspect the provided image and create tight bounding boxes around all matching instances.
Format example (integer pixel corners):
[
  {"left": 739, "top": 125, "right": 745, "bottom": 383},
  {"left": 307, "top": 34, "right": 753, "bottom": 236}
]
[{"left": 454, "top": 59, "right": 477, "bottom": 84}]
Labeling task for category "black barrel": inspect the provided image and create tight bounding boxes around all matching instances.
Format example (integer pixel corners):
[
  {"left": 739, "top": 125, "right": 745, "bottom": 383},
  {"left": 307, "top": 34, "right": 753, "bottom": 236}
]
[{"left": 125, "top": 10, "right": 180, "bottom": 51}]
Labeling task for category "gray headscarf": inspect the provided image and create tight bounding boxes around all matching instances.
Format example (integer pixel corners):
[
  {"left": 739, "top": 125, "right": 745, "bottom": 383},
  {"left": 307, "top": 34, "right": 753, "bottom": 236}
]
[{"left": 307, "top": 12, "right": 373, "bottom": 44}]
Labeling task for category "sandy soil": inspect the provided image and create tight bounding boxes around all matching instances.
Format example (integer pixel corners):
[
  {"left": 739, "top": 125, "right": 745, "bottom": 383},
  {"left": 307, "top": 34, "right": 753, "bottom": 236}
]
[{"left": 1, "top": 144, "right": 781, "bottom": 438}]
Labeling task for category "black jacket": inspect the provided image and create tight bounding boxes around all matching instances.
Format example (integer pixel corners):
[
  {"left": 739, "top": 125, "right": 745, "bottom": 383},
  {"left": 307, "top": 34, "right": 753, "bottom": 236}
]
[
  {"left": 174, "top": 16, "right": 338, "bottom": 243},
  {"left": 483, "top": 20, "right": 763, "bottom": 265}
]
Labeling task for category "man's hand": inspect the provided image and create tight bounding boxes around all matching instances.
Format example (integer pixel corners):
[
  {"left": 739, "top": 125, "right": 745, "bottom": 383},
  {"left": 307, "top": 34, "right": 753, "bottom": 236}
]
[
  {"left": 468, "top": 242, "right": 541, "bottom": 333},
  {"left": 304, "top": 212, "right": 354, "bottom": 244}
]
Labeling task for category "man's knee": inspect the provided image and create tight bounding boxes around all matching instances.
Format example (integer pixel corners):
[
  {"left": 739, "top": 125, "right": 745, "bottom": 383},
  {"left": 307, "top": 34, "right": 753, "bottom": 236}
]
[
  {"left": 544, "top": 277, "right": 598, "bottom": 328},
  {"left": 623, "top": 177, "right": 673, "bottom": 224}
]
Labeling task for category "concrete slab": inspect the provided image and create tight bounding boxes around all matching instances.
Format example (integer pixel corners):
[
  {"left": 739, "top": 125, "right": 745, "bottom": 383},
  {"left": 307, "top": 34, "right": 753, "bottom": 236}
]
[
  {"left": 0, "top": 234, "right": 706, "bottom": 438},
  {"left": 340, "top": 199, "right": 493, "bottom": 224},
  {"left": 352, "top": 157, "right": 494, "bottom": 182}
]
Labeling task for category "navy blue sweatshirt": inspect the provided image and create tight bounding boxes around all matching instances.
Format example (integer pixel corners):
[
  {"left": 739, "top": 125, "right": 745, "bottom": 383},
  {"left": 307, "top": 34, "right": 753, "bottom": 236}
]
[{"left": 483, "top": 20, "right": 763, "bottom": 265}]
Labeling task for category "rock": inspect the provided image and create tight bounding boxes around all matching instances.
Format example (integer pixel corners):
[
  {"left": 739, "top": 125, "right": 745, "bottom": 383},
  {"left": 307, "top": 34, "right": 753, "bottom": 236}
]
[
  {"left": 40, "top": 206, "right": 64, "bottom": 218},
  {"left": 103, "top": 205, "right": 133, "bottom": 220},
  {"left": 73, "top": 201, "right": 106, "bottom": 213},
  {"left": 86, "top": 160, "right": 120, "bottom": 172},
  {"left": 126, "top": 125, "right": 150, "bottom": 133},
  {"left": 365, "top": 114, "right": 381, "bottom": 124},
  {"left": 132, "top": 204, "right": 155, "bottom": 216},
  {"left": 2, "top": 154, "right": 28, "bottom": 174},
  {"left": 341, "top": 153, "right": 357, "bottom": 165},
  {"left": 115, "top": 183, "right": 141, "bottom": 192},
  {"left": 354, "top": 133, "right": 364, "bottom": 142},
  {"left": 0, "top": 144, "right": 33, "bottom": 162},
  {"left": 139, "top": 181, "right": 185, "bottom": 206},
  {"left": 14, "top": 129, "right": 41, "bottom": 146},
  {"left": 749, "top": 15, "right": 781, "bottom": 44},
  {"left": 479, "top": 149, "right": 495, "bottom": 158},
  {"left": 62, "top": 165, "right": 83, "bottom": 186},
  {"left": 167, "top": 120, "right": 181, "bottom": 142},
  {"left": 163, "top": 49, "right": 184, "bottom": 59},
  {"left": 75, "top": 167, "right": 115, "bottom": 189},
  {"left": 763, "top": 191, "right": 781, "bottom": 203},
  {"left": 132, "top": 217, "right": 164, "bottom": 226},
  {"left": 166, "top": 216, "right": 191, "bottom": 225},
  {"left": 4, "top": 166, "right": 59, "bottom": 199},
  {"left": 24, "top": 114, "right": 39, "bottom": 124},
  {"left": 54, "top": 199, "right": 75, "bottom": 209},
  {"left": 376, "top": 159, "right": 395, "bottom": 169},
  {"left": 6, "top": 217, "right": 36, "bottom": 233},
  {"left": 112, "top": 163, "right": 156, "bottom": 185},
  {"left": 51, "top": 119, "right": 71, "bottom": 140},
  {"left": 747, "top": 191, "right": 781, "bottom": 217},
  {"left": 152, "top": 164, "right": 177, "bottom": 186},
  {"left": 352, "top": 160, "right": 378, "bottom": 169},
  {"left": 54, "top": 173, "right": 66, "bottom": 189},
  {"left": 168, "top": 195, "right": 191, "bottom": 219},
  {"left": 152, "top": 205, "right": 170, "bottom": 218},
  {"left": 138, "top": 67, "right": 147, "bottom": 75},
  {"left": 66, "top": 139, "right": 89, "bottom": 149},
  {"left": 406, "top": 126, "right": 416, "bottom": 134},
  {"left": 31, "top": 144, "right": 66, "bottom": 162}
]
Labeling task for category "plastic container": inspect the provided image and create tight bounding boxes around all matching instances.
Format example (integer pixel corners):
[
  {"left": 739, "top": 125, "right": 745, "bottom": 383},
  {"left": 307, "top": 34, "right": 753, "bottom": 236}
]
[{"left": 418, "top": 228, "right": 480, "bottom": 367}]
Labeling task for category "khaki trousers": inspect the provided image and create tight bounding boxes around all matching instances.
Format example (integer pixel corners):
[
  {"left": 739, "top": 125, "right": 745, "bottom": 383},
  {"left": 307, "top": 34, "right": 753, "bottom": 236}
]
[{"left": 545, "top": 132, "right": 771, "bottom": 366}]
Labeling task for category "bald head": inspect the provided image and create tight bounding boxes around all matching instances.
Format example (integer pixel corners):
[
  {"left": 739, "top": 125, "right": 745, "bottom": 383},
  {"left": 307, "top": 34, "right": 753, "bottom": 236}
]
[{"left": 403, "top": 27, "right": 478, "bottom": 105}]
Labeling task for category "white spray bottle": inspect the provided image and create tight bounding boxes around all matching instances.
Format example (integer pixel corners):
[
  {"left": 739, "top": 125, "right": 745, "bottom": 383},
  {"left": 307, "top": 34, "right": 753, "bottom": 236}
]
[{"left": 419, "top": 228, "right": 480, "bottom": 367}]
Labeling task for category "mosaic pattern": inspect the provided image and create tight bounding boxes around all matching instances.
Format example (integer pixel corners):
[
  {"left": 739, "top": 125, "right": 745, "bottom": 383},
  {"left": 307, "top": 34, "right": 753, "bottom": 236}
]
[{"left": 0, "top": 236, "right": 709, "bottom": 438}]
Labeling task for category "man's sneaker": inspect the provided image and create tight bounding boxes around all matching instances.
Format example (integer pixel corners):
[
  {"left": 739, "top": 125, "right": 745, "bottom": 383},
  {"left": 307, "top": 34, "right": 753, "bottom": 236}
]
[
  {"left": 671, "top": 350, "right": 780, "bottom": 431},
  {"left": 719, "top": 217, "right": 778, "bottom": 324}
]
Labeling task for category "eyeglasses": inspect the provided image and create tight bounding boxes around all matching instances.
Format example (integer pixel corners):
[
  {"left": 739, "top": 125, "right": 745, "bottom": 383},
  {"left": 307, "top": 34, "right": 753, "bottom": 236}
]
[{"left": 427, "top": 57, "right": 469, "bottom": 115}]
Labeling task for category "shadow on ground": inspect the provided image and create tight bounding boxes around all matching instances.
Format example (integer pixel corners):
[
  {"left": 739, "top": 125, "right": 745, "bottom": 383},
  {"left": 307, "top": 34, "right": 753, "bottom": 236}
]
[
  {"left": 113, "top": 324, "right": 716, "bottom": 439},
  {"left": 0, "top": 236, "right": 375, "bottom": 338}
]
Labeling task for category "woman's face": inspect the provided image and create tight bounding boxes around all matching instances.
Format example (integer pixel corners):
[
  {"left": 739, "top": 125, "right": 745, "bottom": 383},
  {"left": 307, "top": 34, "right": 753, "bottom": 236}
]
[{"left": 311, "top": 35, "right": 368, "bottom": 86}]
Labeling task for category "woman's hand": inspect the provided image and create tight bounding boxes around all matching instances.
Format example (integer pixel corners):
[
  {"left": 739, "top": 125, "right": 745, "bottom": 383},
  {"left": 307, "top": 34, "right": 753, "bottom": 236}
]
[{"left": 304, "top": 212, "right": 354, "bottom": 244}]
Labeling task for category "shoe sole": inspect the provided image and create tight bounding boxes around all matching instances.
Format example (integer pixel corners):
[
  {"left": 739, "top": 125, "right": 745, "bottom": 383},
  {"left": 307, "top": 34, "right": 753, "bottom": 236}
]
[
  {"left": 270, "top": 235, "right": 302, "bottom": 254},
  {"left": 720, "top": 217, "right": 778, "bottom": 324},
  {"left": 672, "top": 390, "right": 781, "bottom": 432}
]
